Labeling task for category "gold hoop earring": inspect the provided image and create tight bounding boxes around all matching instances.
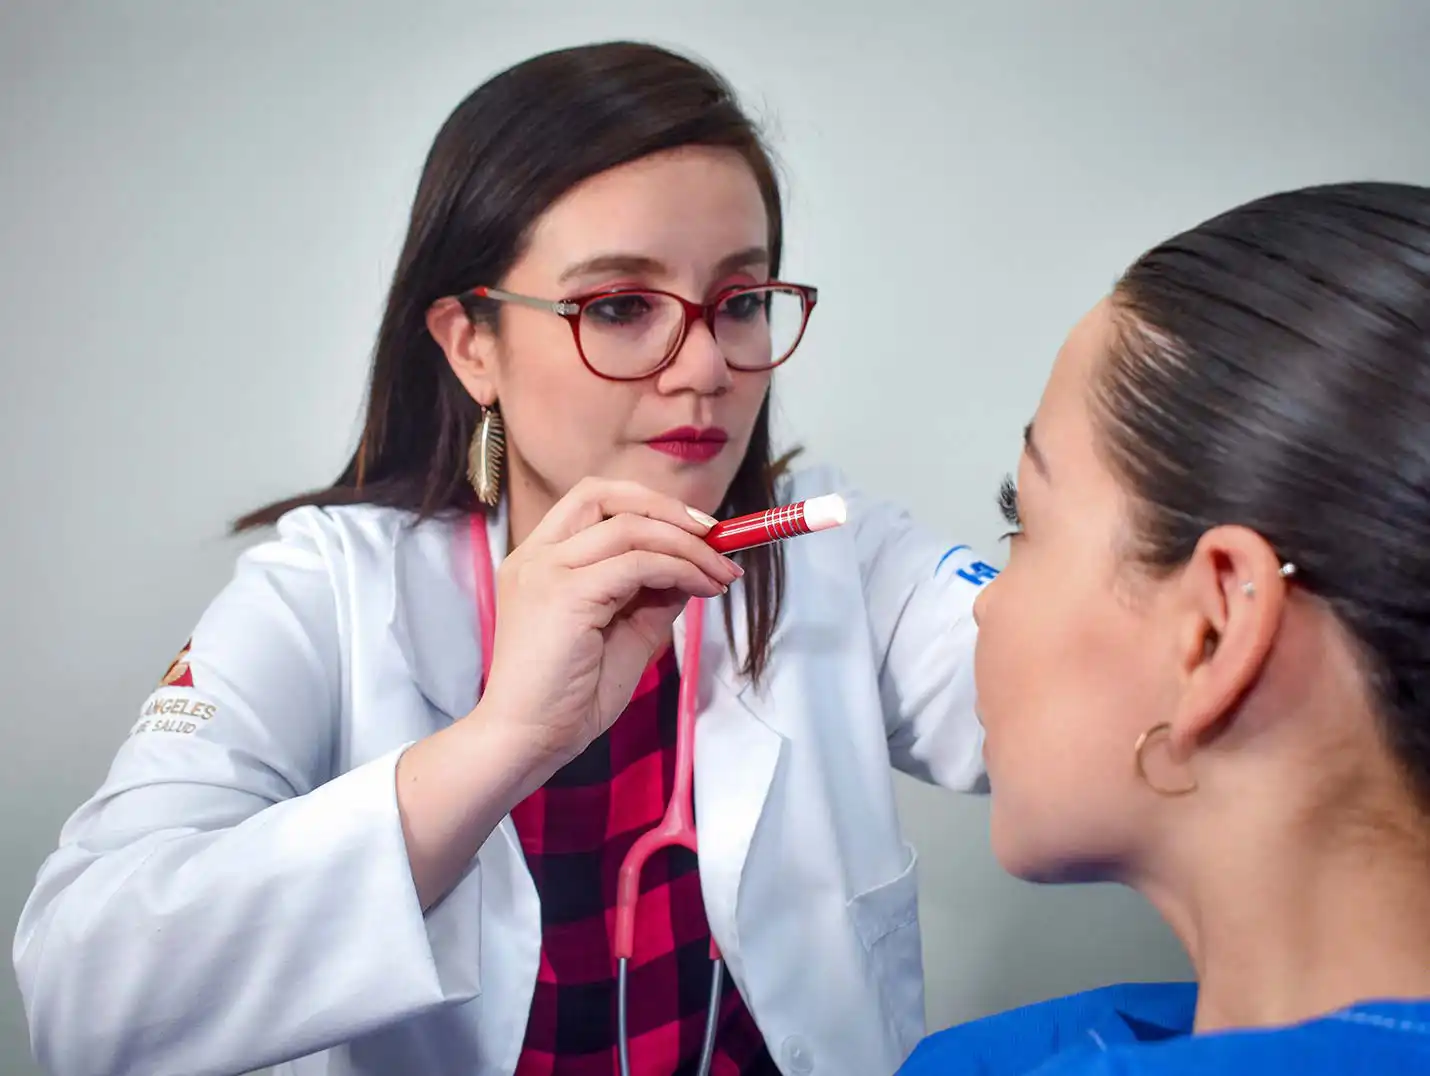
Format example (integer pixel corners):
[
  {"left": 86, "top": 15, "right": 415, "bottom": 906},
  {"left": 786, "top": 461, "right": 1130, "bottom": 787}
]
[
  {"left": 1133, "top": 722, "right": 1198, "bottom": 797},
  {"left": 467, "top": 404, "right": 505, "bottom": 508}
]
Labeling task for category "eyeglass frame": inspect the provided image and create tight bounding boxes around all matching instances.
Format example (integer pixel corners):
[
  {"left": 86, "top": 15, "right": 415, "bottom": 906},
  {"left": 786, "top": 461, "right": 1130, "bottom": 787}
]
[{"left": 459, "top": 281, "right": 819, "bottom": 382}]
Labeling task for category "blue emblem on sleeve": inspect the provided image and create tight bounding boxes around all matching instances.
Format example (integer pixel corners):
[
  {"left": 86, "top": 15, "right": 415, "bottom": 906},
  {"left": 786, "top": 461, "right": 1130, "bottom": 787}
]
[{"left": 936, "top": 545, "right": 1000, "bottom": 586}]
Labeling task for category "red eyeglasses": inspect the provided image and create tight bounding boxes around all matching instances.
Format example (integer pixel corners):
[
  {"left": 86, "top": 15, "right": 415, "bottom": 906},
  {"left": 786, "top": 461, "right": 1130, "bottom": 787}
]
[{"left": 463, "top": 282, "right": 818, "bottom": 381}]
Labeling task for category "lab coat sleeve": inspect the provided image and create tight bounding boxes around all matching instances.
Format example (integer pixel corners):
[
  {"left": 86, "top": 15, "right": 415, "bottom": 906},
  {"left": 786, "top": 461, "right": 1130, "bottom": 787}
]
[
  {"left": 843, "top": 480, "right": 996, "bottom": 791},
  {"left": 13, "top": 507, "right": 482, "bottom": 1076}
]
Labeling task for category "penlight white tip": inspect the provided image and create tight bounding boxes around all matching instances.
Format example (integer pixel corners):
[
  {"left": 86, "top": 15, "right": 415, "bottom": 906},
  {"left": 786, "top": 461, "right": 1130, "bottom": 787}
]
[{"left": 802, "top": 493, "right": 848, "bottom": 532}]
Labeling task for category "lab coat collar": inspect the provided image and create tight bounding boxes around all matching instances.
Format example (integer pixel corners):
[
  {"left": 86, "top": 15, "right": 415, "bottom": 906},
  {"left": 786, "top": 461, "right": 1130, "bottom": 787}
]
[{"left": 386, "top": 496, "right": 785, "bottom": 972}]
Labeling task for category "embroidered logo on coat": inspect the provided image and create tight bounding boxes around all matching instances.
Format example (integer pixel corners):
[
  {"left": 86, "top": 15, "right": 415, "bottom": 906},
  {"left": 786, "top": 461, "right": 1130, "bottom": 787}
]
[{"left": 160, "top": 639, "right": 195, "bottom": 688}]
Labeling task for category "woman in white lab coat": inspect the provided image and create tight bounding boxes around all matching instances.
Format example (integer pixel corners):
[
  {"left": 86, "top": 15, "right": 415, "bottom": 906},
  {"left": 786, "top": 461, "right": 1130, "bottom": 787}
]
[{"left": 14, "top": 41, "right": 995, "bottom": 1076}]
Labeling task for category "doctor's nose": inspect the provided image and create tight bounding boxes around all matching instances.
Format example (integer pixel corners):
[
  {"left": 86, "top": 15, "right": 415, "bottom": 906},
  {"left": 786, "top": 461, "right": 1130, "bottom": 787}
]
[{"left": 660, "top": 320, "right": 734, "bottom": 396}]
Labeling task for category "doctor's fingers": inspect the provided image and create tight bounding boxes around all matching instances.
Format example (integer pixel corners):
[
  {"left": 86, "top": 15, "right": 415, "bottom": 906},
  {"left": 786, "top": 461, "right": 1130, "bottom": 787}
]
[
  {"left": 572, "top": 549, "right": 731, "bottom": 613},
  {"left": 522, "top": 476, "right": 717, "bottom": 547},
  {"left": 553, "top": 513, "right": 742, "bottom": 585}
]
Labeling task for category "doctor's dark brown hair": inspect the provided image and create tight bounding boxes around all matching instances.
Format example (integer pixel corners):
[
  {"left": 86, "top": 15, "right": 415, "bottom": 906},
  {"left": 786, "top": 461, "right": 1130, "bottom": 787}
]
[
  {"left": 234, "top": 41, "right": 796, "bottom": 684},
  {"left": 1093, "top": 180, "right": 1430, "bottom": 810}
]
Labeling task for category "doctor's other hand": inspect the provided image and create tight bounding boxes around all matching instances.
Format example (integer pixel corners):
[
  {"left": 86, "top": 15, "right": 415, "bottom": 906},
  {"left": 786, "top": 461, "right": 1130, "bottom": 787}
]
[{"left": 478, "top": 476, "right": 741, "bottom": 769}]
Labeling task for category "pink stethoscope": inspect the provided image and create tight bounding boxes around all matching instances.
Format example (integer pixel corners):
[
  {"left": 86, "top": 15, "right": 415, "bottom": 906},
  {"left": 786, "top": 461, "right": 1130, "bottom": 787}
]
[
  {"left": 468, "top": 516, "right": 722, "bottom": 1076},
  {"left": 467, "top": 493, "right": 846, "bottom": 1076}
]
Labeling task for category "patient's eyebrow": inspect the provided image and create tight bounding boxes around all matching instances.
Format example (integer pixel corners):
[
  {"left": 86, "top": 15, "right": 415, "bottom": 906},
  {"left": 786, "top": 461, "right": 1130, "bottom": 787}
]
[{"left": 1024, "top": 422, "right": 1050, "bottom": 480}]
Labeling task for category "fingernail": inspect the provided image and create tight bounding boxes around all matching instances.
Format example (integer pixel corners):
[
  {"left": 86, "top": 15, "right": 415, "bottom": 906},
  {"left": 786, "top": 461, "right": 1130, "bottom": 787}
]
[
  {"left": 686, "top": 506, "right": 719, "bottom": 530},
  {"left": 726, "top": 558, "right": 744, "bottom": 577}
]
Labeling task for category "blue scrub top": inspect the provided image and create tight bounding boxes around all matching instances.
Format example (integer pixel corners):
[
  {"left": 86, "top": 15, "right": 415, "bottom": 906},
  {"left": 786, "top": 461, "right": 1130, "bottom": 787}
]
[{"left": 897, "top": 982, "right": 1430, "bottom": 1075}]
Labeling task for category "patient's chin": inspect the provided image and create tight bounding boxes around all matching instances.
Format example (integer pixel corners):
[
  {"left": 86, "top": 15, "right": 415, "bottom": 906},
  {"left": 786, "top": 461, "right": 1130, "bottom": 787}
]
[{"left": 990, "top": 802, "right": 1123, "bottom": 886}]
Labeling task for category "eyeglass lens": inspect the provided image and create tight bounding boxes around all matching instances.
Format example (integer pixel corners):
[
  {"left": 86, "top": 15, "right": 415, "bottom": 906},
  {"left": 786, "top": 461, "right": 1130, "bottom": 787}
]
[{"left": 578, "top": 286, "right": 807, "bottom": 377}]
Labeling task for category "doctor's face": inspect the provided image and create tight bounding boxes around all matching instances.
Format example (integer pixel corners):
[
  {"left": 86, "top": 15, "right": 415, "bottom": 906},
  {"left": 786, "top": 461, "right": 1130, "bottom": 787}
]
[
  {"left": 453, "top": 145, "right": 777, "bottom": 520},
  {"left": 972, "top": 299, "right": 1182, "bottom": 883}
]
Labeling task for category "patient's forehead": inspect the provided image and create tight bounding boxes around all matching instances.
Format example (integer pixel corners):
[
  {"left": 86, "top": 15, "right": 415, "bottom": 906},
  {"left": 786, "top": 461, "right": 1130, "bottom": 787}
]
[{"left": 1028, "top": 298, "right": 1114, "bottom": 484}]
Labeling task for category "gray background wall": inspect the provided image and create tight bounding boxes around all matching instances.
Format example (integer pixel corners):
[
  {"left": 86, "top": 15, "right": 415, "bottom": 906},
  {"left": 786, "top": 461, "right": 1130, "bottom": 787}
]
[{"left": 2, "top": 1, "right": 1428, "bottom": 1072}]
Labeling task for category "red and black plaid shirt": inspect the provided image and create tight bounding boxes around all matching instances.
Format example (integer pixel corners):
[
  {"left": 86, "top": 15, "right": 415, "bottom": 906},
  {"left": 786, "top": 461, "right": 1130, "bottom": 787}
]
[{"left": 510, "top": 650, "right": 780, "bottom": 1076}]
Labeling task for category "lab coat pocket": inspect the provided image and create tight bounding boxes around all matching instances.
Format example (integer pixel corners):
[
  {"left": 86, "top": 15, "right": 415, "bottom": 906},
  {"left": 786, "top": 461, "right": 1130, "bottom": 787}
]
[{"left": 847, "top": 844, "right": 926, "bottom": 1057}]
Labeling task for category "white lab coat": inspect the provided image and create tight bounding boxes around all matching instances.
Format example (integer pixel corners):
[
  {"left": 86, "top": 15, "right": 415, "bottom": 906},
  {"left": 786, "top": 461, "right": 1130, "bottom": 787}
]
[{"left": 14, "top": 464, "right": 994, "bottom": 1076}]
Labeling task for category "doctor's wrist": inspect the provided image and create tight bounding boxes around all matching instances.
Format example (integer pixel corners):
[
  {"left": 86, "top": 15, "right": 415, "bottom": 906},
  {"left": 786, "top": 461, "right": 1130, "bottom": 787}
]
[
  {"left": 457, "top": 699, "right": 572, "bottom": 801},
  {"left": 396, "top": 706, "right": 567, "bottom": 911}
]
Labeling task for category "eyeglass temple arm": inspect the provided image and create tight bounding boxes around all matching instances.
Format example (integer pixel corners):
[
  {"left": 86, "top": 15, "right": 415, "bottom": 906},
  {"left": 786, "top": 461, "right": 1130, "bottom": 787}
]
[{"left": 471, "top": 286, "right": 578, "bottom": 316}]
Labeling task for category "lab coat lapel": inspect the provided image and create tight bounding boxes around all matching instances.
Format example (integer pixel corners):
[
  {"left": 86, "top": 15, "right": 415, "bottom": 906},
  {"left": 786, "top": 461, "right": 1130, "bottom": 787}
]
[
  {"left": 388, "top": 502, "right": 533, "bottom": 876},
  {"left": 679, "top": 594, "right": 784, "bottom": 989},
  {"left": 388, "top": 501, "right": 509, "bottom": 724}
]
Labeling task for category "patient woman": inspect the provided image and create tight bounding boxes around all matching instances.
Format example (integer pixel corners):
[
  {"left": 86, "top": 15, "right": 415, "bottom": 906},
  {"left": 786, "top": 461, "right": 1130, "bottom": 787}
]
[{"left": 902, "top": 181, "right": 1430, "bottom": 1074}]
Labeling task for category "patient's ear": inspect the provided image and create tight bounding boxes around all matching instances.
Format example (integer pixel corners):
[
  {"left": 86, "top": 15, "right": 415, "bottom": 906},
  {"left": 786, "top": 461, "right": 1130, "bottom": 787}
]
[
  {"left": 426, "top": 296, "right": 500, "bottom": 406},
  {"left": 1165, "top": 525, "right": 1289, "bottom": 756}
]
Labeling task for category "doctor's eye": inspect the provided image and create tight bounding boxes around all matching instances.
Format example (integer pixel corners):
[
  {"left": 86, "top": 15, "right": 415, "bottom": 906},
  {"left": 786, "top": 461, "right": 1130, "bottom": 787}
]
[
  {"left": 997, "top": 474, "right": 1021, "bottom": 538},
  {"left": 584, "top": 292, "right": 657, "bottom": 327}
]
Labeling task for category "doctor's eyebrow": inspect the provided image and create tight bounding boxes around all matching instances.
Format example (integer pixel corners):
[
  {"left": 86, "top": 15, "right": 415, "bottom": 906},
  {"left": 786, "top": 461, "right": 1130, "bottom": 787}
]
[
  {"left": 558, "top": 247, "right": 769, "bottom": 287},
  {"left": 1023, "top": 422, "right": 1051, "bottom": 480}
]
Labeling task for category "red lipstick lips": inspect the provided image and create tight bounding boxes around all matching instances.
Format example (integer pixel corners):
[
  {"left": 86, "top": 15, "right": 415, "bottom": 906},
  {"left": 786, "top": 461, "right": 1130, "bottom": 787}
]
[{"left": 645, "top": 426, "right": 729, "bottom": 463}]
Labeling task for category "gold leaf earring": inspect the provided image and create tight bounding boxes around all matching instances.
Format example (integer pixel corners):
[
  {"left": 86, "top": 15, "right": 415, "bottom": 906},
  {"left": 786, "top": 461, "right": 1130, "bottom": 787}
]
[{"left": 467, "top": 403, "right": 505, "bottom": 508}]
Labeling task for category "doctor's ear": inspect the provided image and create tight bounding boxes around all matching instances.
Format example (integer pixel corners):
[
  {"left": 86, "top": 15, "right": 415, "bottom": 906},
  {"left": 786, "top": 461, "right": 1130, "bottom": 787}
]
[
  {"left": 426, "top": 296, "right": 500, "bottom": 407},
  {"left": 1165, "top": 526, "right": 1291, "bottom": 753}
]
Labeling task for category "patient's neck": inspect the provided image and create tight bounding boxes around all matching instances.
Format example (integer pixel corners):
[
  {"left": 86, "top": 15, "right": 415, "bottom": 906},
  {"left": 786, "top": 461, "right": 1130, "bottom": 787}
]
[{"left": 1145, "top": 789, "right": 1430, "bottom": 1034}]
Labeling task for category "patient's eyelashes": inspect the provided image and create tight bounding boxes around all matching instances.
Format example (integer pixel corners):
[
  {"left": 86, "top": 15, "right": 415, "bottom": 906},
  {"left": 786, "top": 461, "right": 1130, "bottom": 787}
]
[{"left": 998, "top": 474, "right": 1021, "bottom": 539}]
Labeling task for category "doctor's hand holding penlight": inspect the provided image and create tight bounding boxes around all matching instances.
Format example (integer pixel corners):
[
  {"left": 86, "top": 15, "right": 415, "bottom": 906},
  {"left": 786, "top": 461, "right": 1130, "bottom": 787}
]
[{"left": 477, "top": 482, "right": 847, "bottom": 772}]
